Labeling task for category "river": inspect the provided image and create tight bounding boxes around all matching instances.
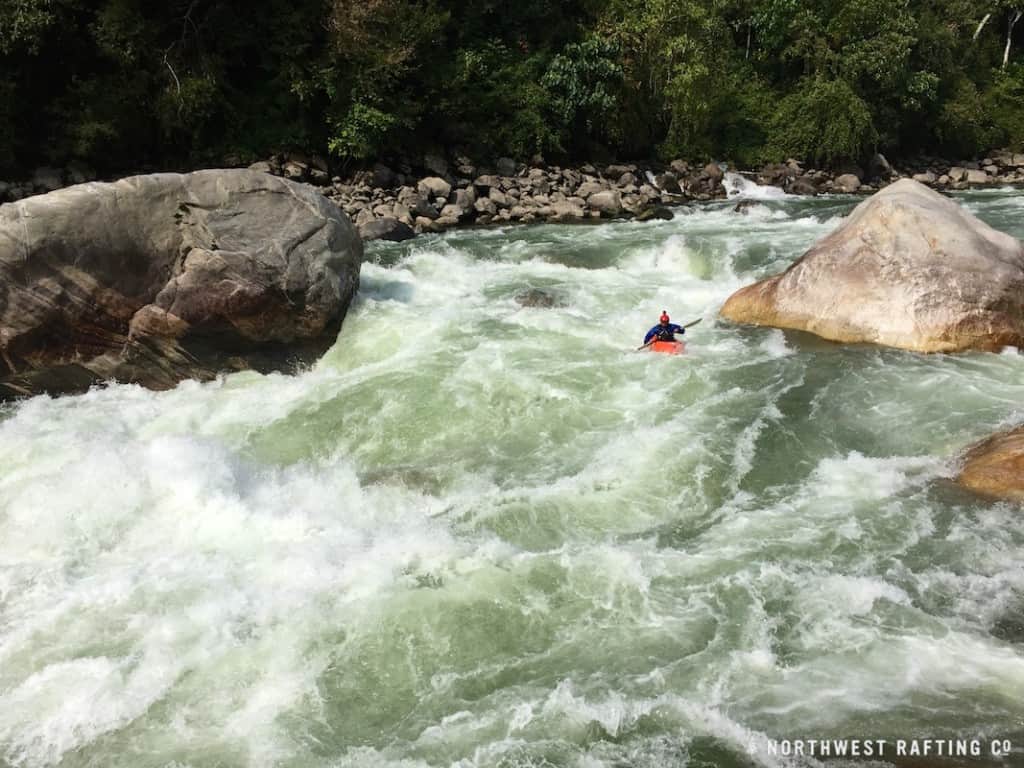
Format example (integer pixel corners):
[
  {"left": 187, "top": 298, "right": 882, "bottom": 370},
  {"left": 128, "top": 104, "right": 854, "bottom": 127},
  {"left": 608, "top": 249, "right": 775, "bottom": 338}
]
[{"left": 1, "top": 186, "right": 1023, "bottom": 767}]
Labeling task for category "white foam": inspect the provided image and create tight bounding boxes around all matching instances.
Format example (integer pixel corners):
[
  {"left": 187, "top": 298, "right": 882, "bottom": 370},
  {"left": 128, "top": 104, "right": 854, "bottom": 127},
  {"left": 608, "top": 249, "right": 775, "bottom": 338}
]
[
  {"left": 723, "top": 172, "right": 787, "bottom": 200},
  {"left": 4, "top": 191, "right": 1024, "bottom": 766},
  {"left": 759, "top": 329, "right": 793, "bottom": 358}
]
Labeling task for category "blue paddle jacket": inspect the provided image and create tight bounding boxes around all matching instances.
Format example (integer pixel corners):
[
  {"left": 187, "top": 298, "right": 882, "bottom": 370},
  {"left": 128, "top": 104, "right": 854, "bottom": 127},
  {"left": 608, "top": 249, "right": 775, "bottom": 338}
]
[{"left": 643, "top": 323, "right": 685, "bottom": 344}]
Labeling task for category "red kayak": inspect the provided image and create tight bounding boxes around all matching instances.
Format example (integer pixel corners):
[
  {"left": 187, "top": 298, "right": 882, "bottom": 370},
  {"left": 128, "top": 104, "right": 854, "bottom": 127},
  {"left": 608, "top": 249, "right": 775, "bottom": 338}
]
[{"left": 649, "top": 340, "right": 685, "bottom": 355}]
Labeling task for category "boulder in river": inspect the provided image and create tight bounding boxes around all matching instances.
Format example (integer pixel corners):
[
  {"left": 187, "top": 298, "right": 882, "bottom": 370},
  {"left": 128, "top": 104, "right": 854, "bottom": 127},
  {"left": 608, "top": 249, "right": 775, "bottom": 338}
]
[
  {"left": 958, "top": 425, "right": 1024, "bottom": 502},
  {"left": 634, "top": 206, "right": 674, "bottom": 222},
  {"left": 720, "top": 179, "right": 1024, "bottom": 352},
  {"left": 0, "top": 169, "right": 362, "bottom": 398}
]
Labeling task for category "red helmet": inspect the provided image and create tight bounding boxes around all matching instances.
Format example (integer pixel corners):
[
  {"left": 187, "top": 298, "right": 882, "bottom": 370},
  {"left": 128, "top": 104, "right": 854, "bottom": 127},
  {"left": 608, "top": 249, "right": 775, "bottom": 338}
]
[{"left": 659, "top": 312, "right": 670, "bottom": 323}]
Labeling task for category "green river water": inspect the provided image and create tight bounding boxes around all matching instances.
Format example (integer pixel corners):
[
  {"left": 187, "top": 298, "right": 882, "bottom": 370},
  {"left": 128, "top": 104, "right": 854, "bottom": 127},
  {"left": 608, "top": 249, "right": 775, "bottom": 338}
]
[{"left": 1, "top": 186, "right": 1024, "bottom": 768}]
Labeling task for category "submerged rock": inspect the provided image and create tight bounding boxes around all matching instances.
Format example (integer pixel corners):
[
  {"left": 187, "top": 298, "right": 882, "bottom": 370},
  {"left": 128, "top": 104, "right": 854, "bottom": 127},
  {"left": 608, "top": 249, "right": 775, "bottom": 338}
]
[
  {"left": 514, "top": 288, "right": 562, "bottom": 308},
  {"left": 0, "top": 169, "right": 362, "bottom": 398},
  {"left": 635, "top": 206, "right": 674, "bottom": 222},
  {"left": 958, "top": 425, "right": 1024, "bottom": 502},
  {"left": 720, "top": 179, "right": 1024, "bottom": 352}
]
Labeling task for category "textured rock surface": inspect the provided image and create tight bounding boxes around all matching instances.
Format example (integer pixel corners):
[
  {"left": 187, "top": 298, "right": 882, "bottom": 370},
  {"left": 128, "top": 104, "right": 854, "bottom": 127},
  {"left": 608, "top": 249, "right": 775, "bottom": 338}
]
[
  {"left": 720, "top": 179, "right": 1024, "bottom": 352},
  {"left": 958, "top": 425, "right": 1024, "bottom": 502},
  {"left": 0, "top": 169, "right": 361, "bottom": 397}
]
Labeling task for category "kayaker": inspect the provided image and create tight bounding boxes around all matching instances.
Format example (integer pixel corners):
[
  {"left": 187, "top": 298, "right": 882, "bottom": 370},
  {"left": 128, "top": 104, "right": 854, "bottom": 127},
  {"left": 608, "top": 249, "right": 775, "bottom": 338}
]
[{"left": 643, "top": 311, "right": 686, "bottom": 345}]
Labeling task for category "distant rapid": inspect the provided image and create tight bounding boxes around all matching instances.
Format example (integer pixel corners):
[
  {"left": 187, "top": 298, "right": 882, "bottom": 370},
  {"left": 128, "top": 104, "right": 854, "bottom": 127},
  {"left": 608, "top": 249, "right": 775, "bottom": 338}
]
[{"left": 2, "top": 189, "right": 1024, "bottom": 768}]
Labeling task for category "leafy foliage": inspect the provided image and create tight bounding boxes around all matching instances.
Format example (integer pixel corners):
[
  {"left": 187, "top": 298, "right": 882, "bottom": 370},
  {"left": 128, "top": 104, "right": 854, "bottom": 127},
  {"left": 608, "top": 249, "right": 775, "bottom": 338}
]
[
  {"left": 769, "top": 76, "right": 878, "bottom": 165},
  {"left": 543, "top": 38, "right": 623, "bottom": 144},
  {"left": 2, "top": 0, "right": 1024, "bottom": 175}
]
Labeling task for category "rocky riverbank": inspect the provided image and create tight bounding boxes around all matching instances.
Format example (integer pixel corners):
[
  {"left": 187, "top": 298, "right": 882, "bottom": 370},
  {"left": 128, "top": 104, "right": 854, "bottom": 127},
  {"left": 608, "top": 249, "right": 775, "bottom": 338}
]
[{"left": 6, "top": 150, "right": 1024, "bottom": 242}]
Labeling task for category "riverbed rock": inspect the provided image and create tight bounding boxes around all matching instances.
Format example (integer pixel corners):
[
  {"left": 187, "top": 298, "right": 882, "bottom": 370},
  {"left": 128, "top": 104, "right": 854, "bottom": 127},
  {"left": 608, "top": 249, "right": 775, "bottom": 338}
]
[
  {"left": 548, "top": 200, "right": 585, "bottom": 221},
  {"left": 966, "top": 169, "right": 991, "bottom": 185},
  {"left": 576, "top": 180, "right": 607, "bottom": 198},
  {"left": 514, "top": 288, "right": 561, "bottom": 308},
  {"left": 488, "top": 188, "right": 510, "bottom": 207},
  {"left": 0, "top": 169, "right": 362, "bottom": 398},
  {"left": 371, "top": 163, "right": 398, "bottom": 189},
  {"left": 655, "top": 172, "right": 682, "bottom": 194},
  {"left": 834, "top": 173, "right": 862, "bottom": 193},
  {"left": 474, "top": 197, "right": 497, "bottom": 216},
  {"left": 958, "top": 425, "right": 1024, "bottom": 502},
  {"left": 360, "top": 216, "right": 415, "bottom": 242},
  {"left": 720, "top": 179, "right": 1024, "bottom": 352},
  {"left": 703, "top": 163, "right": 724, "bottom": 182},
  {"left": 788, "top": 177, "right": 819, "bottom": 196},
  {"left": 282, "top": 160, "right": 308, "bottom": 180},
  {"left": 588, "top": 190, "right": 623, "bottom": 217},
  {"left": 634, "top": 206, "right": 674, "bottom": 222},
  {"left": 417, "top": 176, "right": 451, "bottom": 200}
]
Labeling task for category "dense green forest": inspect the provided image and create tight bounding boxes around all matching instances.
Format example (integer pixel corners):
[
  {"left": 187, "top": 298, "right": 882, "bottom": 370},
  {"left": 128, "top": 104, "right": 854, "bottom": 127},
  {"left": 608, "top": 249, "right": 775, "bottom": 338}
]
[{"left": 2, "top": 0, "right": 1023, "bottom": 176}]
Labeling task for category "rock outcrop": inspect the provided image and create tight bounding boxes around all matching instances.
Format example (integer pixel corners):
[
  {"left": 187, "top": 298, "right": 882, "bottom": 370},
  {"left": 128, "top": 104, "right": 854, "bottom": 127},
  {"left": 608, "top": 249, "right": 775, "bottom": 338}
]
[
  {"left": 0, "top": 169, "right": 361, "bottom": 397},
  {"left": 958, "top": 425, "right": 1024, "bottom": 502},
  {"left": 720, "top": 179, "right": 1024, "bottom": 352}
]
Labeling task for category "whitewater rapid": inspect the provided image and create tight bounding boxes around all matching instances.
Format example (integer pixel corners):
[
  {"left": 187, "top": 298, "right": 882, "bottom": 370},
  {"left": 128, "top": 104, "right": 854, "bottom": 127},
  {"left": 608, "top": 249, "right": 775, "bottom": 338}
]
[{"left": 2, "top": 191, "right": 1024, "bottom": 767}]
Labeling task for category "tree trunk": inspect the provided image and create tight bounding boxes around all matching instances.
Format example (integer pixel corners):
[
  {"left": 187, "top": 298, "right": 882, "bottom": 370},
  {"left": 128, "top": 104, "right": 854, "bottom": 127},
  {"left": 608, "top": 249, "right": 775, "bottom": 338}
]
[
  {"left": 974, "top": 12, "right": 992, "bottom": 40},
  {"left": 1004, "top": 10, "right": 1022, "bottom": 68}
]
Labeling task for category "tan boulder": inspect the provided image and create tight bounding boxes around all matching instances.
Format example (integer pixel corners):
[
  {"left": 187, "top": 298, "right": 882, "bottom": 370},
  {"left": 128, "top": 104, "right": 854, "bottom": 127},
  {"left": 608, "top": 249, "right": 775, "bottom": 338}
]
[
  {"left": 720, "top": 179, "right": 1024, "bottom": 352},
  {"left": 834, "top": 173, "right": 862, "bottom": 193},
  {"left": 958, "top": 425, "right": 1024, "bottom": 502},
  {"left": 965, "top": 169, "right": 991, "bottom": 185}
]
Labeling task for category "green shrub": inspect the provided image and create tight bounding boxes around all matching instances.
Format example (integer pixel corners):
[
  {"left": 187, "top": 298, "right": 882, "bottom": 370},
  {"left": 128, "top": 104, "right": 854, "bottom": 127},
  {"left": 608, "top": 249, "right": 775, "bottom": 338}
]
[
  {"left": 542, "top": 37, "right": 623, "bottom": 140},
  {"left": 328, "top": 102, "right": 402, "bottom": 161},
  {"left": 936, "top": 77, "right": 997, "bottom": 156},
  {"left": 767, "top": 76, "right": 877, "bottom": 165},
  {"left": 984, "top": 64, "right": 1024, "bottom": 151}
]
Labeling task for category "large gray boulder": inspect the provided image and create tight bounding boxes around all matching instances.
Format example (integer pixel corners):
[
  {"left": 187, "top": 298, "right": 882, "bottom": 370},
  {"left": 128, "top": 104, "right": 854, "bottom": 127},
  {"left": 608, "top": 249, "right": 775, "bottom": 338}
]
[
  {"left": 720, "top": 179, "right": 1024, "bottom": 352},
  {"left": 0, "top": 169, "right": 362, "bottom": 398}
]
